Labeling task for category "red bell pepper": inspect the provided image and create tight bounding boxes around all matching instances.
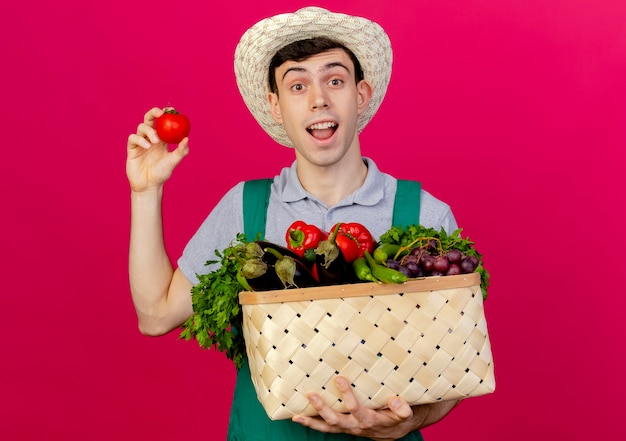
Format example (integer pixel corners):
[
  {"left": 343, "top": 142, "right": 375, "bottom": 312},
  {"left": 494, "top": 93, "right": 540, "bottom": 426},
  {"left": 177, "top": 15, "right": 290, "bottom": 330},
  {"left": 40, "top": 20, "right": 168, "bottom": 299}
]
[
  {"left": 285, "top": 221, "right": 327, "bottom": 261},
  {"left": 329, "top": 222, "right": 374, "bottom": 263}
]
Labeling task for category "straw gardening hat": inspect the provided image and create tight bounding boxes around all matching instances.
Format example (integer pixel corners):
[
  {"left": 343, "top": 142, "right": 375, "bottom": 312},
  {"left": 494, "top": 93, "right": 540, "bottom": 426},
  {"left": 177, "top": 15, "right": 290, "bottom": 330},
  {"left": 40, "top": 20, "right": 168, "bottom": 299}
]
[{"left": 234, "top": 7, "right": 393, "bottom": 147}]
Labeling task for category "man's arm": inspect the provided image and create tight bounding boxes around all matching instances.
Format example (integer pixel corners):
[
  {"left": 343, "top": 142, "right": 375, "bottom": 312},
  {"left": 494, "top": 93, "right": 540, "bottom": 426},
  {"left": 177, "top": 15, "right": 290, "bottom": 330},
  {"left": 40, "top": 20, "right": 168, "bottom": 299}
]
[{"left": 126, "top": 107, "right": 194, "bottom": 335}]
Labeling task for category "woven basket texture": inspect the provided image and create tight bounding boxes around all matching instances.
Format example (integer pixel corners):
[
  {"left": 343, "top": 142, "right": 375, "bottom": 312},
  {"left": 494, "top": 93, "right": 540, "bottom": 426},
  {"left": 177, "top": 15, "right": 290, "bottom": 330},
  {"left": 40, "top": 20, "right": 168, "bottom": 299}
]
[{"left": 240, "top": 272, "right": 495, "bottom": 420}]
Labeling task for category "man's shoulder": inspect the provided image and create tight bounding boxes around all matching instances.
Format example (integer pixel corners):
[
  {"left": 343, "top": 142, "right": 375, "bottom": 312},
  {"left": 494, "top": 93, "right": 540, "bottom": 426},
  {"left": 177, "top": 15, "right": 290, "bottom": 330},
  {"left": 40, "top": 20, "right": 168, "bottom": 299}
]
[{"left": 420, "top": 188, "right": 452, "bottom": 209}]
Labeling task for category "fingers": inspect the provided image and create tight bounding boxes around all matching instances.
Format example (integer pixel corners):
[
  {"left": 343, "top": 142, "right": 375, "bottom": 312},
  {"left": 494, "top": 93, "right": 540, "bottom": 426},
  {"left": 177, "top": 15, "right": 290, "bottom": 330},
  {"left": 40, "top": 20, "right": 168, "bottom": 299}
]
[
  {"left": 140, "top": 107, "right": 165, "bottom": 145},
  {"left": 291, "top": 394, "right": 340, "bottom": 433},
  {"left": 136, "top": 122, "right": 161, "bottom": 145},
  {"left": 292, "top": 375, "right": 415, "bottom": 440},
  {"left": 337, "top": 377, "right": 412, "bottom": 422},
  {"left": 128, "top": 133, "right": 152, "bottom": 150},
  {"left": 308, "top": 392, "right": 344, "bottom": 427},
  {"left": 388, "top": 397, "right": 413, "bottom": 420},
  {"left": 129, "top": 108, "right": 165, "bottom": 150},
  {"left": 144, "top": 107, "right": 164, "bottom": 125},
  {"left": 292, "top": 377, "right": 373, "bottom": 431},
  {"left": 334, "top": 376, "right": 370, "bottom": 420}
]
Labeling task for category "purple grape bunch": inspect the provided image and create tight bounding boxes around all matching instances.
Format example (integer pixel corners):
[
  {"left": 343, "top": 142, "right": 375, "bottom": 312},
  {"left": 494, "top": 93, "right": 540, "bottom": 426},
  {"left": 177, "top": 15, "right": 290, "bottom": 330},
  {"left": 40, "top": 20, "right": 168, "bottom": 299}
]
[{"left": 386, "top": 243, "right": 480, "bottom": 278}]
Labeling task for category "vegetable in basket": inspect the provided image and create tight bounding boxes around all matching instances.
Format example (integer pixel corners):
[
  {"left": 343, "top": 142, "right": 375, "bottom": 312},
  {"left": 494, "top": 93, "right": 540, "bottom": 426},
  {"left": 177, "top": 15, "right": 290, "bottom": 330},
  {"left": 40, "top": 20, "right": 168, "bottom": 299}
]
[
  {"left": 378, "top": 224, "right": 490, "bottom": 299},
  {"left": 263, "top": 245, "right": 318, "bottom": 289},
  {"left": 330, "top": 222, "right": 374, "bottom": 263},
  {"left": 242, "top": 241, "right": 318, "bottom": 290},
  {"left": 180, "top": 223, "right": 491, "bottom": 369},
  {"left": 362, "top": 249, "right": 408, "bottom": 284},
  {"left": 314, "top": 222, "right": 374, "bottom": 285},
  {"left": 179, "top": 234, "right": 249, "bottom": 369},
  {"left": 351, "top": 256, "right": 378, "bottom": 283},
  {"left": 314, "top": 223, "right": 351, "bottom": 285},
  {"left": 285, "top": 220, "right": 327, "bottom": 264}
]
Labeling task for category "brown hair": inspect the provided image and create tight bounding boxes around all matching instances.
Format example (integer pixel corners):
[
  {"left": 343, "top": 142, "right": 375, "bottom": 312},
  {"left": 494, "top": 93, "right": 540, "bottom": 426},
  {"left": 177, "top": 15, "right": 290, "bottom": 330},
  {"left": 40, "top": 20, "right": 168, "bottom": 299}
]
[{"left": 268, "top": 37, "right": 364, "bottom": 94}]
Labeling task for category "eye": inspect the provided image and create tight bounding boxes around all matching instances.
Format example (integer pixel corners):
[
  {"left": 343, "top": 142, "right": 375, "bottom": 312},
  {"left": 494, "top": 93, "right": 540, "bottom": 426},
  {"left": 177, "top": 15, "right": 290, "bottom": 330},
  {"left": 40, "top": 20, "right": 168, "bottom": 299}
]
[
  {"left": 329, "top": 78, "right": 343, "bottom": 87},
  {"left": 291, "top": 83, "right": 306, "bottom": 92}
]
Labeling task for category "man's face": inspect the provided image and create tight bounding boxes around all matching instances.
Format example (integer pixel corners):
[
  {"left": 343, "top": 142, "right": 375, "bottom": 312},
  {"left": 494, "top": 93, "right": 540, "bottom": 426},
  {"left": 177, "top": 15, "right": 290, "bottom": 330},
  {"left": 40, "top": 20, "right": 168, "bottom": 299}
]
[{"left": 268, "top": 48, "right": 372, "bottom": 166}]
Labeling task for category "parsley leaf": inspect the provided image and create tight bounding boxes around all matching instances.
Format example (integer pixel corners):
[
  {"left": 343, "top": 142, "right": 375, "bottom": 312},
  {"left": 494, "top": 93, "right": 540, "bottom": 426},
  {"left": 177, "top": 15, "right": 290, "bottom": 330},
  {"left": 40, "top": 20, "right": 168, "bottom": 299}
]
[{"left": 179, "top": 234, "right": 249, "bottom": 369}]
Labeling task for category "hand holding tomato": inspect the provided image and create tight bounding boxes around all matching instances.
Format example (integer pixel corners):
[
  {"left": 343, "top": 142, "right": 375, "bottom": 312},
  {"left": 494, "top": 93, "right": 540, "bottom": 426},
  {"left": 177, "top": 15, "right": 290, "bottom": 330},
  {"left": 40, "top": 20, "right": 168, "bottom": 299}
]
[
  {"left": 126, "top": 107, "right": 190, "bottom": 192},
  {"left": 155, "top": 108, "right": 190, "bottom": 144}
]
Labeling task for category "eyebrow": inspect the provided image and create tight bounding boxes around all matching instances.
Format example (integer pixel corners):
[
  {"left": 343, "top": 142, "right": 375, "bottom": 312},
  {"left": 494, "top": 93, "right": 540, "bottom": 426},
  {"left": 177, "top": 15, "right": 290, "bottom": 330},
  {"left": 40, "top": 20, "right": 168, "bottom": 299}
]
[{"left": 281, "top": 62, "right": 351, "bottom": 81}]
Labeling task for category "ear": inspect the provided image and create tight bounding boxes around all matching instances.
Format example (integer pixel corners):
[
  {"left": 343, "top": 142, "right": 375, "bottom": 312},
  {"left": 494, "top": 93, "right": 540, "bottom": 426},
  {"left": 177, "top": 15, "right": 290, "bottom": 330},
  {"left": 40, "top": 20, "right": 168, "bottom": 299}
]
[
  {"left": 268, "top": 92, "right": 283, "bottom": 124},
  {"left": 356, "top": 79, "right": 374, "bottom": 116}
]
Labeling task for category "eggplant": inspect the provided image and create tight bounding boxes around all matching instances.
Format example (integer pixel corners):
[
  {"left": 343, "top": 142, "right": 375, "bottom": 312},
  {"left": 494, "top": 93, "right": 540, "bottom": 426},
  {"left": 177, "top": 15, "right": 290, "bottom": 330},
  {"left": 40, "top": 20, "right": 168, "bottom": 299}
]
[
  {"left": 242, "top": 241, "right": 318, "bottom": 290},
  {"left": 241, "top": 256, "right": 284, "bottom": 291},
  {"left": 254, "top": 241, "right": 302, "bottom": 263},
  {"left": 314, "top": 236, "right": 355, "bottom": 286},
  {"left": 263, "top": 246, "right": 318, "bottom": 289}
]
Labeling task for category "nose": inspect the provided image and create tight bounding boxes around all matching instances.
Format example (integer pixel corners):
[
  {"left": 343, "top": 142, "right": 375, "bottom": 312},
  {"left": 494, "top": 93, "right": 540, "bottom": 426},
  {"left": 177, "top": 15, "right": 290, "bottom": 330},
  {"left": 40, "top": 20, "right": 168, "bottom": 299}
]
[{"left": 310, "top": 84, "right": 329, "bottom": 110}]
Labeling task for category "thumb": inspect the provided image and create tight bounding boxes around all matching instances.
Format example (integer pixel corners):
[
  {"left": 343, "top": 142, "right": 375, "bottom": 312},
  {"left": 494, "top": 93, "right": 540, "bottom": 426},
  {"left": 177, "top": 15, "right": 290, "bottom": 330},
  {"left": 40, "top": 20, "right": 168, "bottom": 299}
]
[{"left": 170, "top": 137, "right": 190, "bottom": 166}]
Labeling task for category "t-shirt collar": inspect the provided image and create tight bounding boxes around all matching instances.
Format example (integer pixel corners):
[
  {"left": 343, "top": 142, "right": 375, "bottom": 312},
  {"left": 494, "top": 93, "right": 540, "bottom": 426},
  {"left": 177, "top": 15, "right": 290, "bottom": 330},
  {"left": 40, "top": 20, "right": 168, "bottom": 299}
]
[{"left": 279, "top": 157, "right": 386, "bottom": 207}]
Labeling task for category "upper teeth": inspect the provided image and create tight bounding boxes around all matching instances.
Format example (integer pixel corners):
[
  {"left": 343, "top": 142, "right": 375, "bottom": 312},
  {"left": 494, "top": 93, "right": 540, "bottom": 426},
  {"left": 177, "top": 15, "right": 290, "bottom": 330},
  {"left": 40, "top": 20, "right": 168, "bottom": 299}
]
[{"left": 308, "top": 122, "right": 337, "bottom": 130}]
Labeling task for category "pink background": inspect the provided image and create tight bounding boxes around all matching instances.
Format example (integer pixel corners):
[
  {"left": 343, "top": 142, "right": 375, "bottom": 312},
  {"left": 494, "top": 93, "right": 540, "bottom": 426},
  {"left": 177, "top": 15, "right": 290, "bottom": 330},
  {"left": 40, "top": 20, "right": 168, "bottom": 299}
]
[{"left": 2, "top": 0, "right": 624, "bottom": 440}]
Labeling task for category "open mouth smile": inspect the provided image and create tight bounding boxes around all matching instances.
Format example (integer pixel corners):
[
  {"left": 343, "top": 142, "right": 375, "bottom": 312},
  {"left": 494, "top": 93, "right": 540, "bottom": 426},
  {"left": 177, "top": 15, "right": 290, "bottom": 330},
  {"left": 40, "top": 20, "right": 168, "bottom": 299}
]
[{"left": 306, "top": 121, "right": 337, "bottom": 140}]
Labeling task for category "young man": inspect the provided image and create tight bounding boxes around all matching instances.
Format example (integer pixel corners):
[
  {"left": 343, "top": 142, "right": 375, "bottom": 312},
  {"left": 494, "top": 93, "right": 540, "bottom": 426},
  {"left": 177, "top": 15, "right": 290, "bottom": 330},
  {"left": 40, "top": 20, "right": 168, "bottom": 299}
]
[{"left": 127, "top": 7, "right": 460, "bottom": 440}]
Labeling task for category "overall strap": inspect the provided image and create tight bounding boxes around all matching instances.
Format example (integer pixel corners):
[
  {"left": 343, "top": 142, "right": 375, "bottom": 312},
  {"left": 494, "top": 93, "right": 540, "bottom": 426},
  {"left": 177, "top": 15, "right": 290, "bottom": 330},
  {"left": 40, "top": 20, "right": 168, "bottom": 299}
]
[
  {"left": 243, "top": 178, "right": 421, "bottom": 240},
  {"left": 392, "top": 179, "right": 422, "bottom": 228},
  {"left": 242, "top": 178, "right": 273, "bottom": 240}
]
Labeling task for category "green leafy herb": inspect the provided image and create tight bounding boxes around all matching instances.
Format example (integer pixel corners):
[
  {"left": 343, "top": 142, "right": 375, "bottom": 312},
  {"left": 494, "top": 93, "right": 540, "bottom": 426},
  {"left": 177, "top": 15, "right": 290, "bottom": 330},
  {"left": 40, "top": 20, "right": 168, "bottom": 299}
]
[
  {"left": 179, "top": 234, "right": 249, "bottom": 369},
  {"left": 379, "top": 225, "right": 491, "bottom": 299}
]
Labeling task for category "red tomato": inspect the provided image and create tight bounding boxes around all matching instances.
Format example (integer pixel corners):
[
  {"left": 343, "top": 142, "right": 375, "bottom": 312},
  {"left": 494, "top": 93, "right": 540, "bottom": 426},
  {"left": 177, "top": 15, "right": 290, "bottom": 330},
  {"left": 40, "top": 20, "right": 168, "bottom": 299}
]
[{"left": 155, "top": 108, "right": 190, "bottom": 144}]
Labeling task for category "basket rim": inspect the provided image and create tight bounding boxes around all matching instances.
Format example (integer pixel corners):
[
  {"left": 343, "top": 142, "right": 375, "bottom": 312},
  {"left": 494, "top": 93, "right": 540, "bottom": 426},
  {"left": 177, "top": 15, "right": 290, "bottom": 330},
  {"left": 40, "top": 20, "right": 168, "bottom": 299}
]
[{"left": 239, "top": 272, "right": 480, "bottom": 305}]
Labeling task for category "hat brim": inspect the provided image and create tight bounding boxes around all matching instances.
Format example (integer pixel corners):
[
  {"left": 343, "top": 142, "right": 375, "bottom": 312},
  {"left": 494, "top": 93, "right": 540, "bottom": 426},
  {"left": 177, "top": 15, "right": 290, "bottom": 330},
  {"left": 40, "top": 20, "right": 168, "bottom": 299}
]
[{"left": 234, "top": 7, "right": 393, "bottom": 148}]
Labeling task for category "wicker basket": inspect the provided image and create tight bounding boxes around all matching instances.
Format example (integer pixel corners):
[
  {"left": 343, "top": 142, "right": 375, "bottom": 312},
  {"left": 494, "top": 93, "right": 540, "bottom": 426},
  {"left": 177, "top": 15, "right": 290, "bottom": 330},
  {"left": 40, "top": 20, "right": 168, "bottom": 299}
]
[{"left": 239, "top": 272, "right": 495, "bottom": 420}]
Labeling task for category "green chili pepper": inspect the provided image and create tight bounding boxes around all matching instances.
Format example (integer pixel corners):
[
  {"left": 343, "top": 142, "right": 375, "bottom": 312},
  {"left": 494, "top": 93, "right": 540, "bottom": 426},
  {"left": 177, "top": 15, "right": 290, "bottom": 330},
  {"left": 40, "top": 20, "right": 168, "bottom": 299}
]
[
  {"left": 363, "top": 250, "right": 407, "bottom": 284},
  {"left": 373, "top": 243, "right": 403, "bottom": 264},
  {"left": 352, "top": 256, "right": 379, "bottom": 283}
]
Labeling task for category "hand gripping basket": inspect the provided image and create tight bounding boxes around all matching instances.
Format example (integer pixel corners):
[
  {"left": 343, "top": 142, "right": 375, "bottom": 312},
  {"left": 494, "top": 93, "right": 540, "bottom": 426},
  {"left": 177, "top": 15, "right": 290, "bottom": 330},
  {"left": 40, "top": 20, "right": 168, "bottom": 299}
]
[{"left": 239, "top": 272, "right": 495, "bottom": 420}]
